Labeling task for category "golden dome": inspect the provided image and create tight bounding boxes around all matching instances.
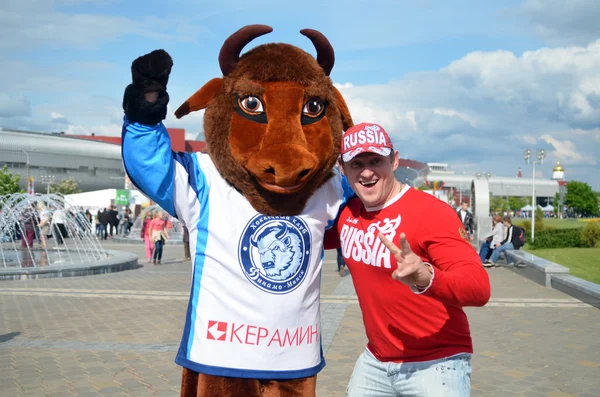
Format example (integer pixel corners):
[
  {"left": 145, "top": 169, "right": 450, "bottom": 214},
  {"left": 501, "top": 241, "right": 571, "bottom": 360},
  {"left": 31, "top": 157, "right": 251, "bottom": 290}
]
[{"left": 553, "top": 160, "right": 564, "bottom": 172}]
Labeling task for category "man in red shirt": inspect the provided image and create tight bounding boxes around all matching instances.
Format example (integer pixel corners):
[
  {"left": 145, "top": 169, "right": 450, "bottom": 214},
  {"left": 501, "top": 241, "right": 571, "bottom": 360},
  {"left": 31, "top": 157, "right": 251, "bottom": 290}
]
[{"left": 325, "top": 122, "right": 491, "bottom": 396}]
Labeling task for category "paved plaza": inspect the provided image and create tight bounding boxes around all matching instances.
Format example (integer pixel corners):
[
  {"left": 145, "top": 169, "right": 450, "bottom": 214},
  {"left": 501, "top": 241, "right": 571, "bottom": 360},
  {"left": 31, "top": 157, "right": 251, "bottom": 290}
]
[{"left": 1, "top": 243, "right": 599, "bottom": 397}]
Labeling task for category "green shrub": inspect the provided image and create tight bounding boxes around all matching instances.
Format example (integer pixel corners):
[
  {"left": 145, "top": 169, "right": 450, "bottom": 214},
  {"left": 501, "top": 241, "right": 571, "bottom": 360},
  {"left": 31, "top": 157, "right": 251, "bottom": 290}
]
[
  {"left": 530, "top": 228, "right": 585, "bottom": 249},
  {"left": 535, "top": 208, "right": 545, "bottom": 231},
  {"left": 522, "top": 220, "right": 532, "bottom": 233},
  {"left": 581, "top": 221, "right": 600, "bottom": 248}
]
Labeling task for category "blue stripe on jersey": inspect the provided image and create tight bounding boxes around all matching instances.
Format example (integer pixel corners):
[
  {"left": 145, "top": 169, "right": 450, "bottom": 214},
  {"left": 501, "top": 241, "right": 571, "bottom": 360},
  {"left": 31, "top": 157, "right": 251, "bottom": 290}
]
[
  {"left": 172, "top": 152, "right": 199, "bottom": 197},
  {"left": 176, "top": 153, "right": 210, "bottom": 364},
  {"left": 174, "top": 356, "right": 325, "bottom": 380},
  {"left": 121, "top": 116, "right": 176, "bottom": 216}
]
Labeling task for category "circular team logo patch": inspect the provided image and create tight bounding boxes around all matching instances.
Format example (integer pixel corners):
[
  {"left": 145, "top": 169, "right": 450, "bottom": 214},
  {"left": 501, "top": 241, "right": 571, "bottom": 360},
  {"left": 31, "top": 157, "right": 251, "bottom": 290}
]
[{"left": 238, "top": 215, "right": 312, "bottom": 294}]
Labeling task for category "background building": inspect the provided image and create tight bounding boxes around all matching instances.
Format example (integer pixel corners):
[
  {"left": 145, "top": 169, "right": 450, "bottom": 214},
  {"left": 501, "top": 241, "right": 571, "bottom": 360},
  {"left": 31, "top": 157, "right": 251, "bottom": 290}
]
[
  {"left": 0, "top": 128, "right": 206, "bottom": 193},
  {"left": 423, "top": 163, "right": 560, "bottom": 208}
]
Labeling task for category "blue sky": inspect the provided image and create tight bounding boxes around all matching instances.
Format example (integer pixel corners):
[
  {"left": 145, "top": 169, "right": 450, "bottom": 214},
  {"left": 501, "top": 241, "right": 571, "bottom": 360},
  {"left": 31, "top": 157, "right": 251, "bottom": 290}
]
[{"left": 2, "top": 0, "right": 600, "bottom": 189}]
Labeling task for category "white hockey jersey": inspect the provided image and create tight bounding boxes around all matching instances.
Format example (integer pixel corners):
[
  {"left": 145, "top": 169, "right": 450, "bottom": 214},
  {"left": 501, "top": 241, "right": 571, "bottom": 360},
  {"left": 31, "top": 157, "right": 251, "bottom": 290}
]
[{"left": 122, "top": 118, "right": 353, "bottom": 379}]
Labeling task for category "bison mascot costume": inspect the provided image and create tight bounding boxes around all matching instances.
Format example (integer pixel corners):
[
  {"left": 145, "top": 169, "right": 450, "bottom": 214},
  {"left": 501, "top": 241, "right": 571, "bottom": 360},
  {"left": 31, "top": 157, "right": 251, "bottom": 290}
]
[{"left": 121, "top": 24, "right": 354, "bottom": 396}]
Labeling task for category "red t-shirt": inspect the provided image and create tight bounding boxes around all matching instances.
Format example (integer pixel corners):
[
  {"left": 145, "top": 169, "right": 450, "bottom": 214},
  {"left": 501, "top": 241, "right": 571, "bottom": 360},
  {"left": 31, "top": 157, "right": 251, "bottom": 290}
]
[
  {"left": 149, "top": 218, "right": 166, "bottom": 234},
  {"left": 325, "top": 186, "right": 490, "bottom": 363}
]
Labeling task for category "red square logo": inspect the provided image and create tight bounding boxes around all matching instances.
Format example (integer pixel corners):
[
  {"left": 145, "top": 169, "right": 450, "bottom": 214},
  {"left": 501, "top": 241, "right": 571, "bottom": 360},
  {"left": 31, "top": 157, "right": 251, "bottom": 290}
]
[{"left": 207, "top": 320, "right": 227, "bottom": 341}]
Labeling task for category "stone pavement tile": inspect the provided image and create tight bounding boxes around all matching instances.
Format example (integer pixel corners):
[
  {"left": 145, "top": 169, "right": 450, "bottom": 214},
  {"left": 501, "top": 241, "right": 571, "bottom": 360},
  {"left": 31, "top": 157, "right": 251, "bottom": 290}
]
[
  {"left": 468, "top": 304, "right": 600, "bottom": 397},
  {"left": 485, "top": 267, "right": 575, "bottom": 300},
  {"left": 3, "top": 246, "right": 600, "bottom": 396},
  {"left": 316, "top": 304, "right": 366, "bottom": 397},
  {"left": 2, "top": 347, "right": 181, "bottom": 397}
]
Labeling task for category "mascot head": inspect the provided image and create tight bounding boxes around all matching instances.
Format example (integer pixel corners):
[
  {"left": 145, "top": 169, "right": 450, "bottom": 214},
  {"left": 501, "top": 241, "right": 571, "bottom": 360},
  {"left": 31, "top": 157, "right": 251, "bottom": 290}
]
[{"left": 174, "top": 24, "right": 353, "bottom": 215}]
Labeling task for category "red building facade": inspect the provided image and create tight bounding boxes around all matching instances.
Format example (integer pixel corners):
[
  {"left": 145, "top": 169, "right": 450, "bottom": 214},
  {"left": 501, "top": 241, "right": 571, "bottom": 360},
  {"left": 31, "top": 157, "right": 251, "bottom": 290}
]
[{"left": 70, "top": 128, "right": 207, "bottom": 153}]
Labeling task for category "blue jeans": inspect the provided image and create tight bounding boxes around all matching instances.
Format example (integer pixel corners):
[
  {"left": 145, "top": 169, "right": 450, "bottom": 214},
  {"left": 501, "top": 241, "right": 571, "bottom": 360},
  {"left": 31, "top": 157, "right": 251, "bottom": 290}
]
[
  {"left": 337, "top": 247, "right": 346, "bottom": 271},
  {"left": 478, "top": 241, "right": 491, "bottom": 262},
  {"left": 489, "top": 242, "right": 514, "bottom": 263},
  {"left": 153, "top": 239, "right": 164, "bottom": 262},
  {"left": 347, "top": 349, "right": 472, "bottom": 397}
]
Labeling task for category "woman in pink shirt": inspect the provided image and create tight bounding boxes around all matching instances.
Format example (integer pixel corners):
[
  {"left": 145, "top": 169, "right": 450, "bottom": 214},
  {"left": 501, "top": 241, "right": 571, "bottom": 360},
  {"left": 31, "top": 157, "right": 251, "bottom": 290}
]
[
  {"left": 149, "top": 210, "right": 169, "bottom": 265},
  {"left": 140, "top": 212, "right": 154, "bottom": 263}
]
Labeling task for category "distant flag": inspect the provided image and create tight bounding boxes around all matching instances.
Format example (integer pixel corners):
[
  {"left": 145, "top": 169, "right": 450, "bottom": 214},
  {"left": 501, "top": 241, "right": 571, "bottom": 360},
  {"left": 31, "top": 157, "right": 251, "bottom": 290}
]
[
  {"left": 27, "top": 176, "right": 35, "bottom": 195},
  {"left": 425, "top": 180, "right": 445, "bottom": 190}
]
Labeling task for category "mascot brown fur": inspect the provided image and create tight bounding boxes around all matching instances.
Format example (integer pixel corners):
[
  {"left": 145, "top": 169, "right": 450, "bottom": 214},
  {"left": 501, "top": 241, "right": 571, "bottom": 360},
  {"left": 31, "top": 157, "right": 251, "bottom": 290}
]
[{"left": 122, "top": 24, "right": 353, "bottom": 397}]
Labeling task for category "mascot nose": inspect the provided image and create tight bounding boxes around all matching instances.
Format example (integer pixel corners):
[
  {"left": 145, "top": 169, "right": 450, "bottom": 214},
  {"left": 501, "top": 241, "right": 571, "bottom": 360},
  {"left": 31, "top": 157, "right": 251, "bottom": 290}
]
[{"left": 246, "top": 145, "right": 319, "bottom": 187}]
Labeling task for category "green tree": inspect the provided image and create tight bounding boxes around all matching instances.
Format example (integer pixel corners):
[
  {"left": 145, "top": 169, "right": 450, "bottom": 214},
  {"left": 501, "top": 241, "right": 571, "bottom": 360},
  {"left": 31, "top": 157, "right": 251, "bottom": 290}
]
[
  {"left": 508, "top": 196, "right": 527, "bottom": 211},
  {"left": 565, "top": 181, "right": 599, "bottom": 217},
  {"left": 490, "top": 196, "right": 508, "bottom": 213},
  {"left": 49, "top": 177, "right": 81, "bottom": 195},
  {"left": 0, "top": 165, "right": 23, "bottom": 195}
]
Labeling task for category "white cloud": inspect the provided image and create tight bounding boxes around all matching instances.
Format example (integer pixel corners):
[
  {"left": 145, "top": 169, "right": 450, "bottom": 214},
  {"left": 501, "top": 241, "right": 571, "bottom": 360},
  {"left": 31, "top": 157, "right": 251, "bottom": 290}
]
[
  {"left": 540, "top": 134, "right": 597, "bottom": 165},
  {"left": 50, "top": 112, "right": 70, "bottom": 125},
  {"left": 65, "top": 123, "right": 120, "bottom": 136},
  {"left": 517, "top": 135, "right": 537, "bottom": 145},
  {"left": 335, "top": 39, "right": 600, "bottom": 188}
]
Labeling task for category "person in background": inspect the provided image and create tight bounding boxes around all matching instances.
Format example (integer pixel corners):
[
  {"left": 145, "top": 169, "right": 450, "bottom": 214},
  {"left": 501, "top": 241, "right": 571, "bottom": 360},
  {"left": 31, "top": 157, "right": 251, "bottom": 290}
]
[
  {"left": 183, "top": 225, "right": 191, "bottom": 261},
  {"left": 37, "top": 202, "right": 51, "bottom": 249},
  {"left": 52, "top": 208, "right": 68, "bottom": 245},
  {"left": 84, "top": 209, "right": 92, "bottom": 223},
  {"left": 99, "top": 208, "right": 109, "bottom": 240},
  {"left": 108, "top": 206, "right": 119, "bottom": 237},
  {"left": 487, "top": 216, "right": 519, "bottom": 267},
  {"left": 336, "top": 247, "right": 347, "bottom": 277},
  {"left": 20, "top": 204, "right": 38, "bottom": 249},
  {"left": 84, "top": 209, "right": 93, "bottom": 234},
  {"left": 140, "top": 212, "right": 154, "bottom": 263},
  {"left": 478, "top": 215, "right": 505, "bottom": 264},
  {"left": 457, "top": 198, "right": 475, "bottom": 242},
  {"left": 149, "top": 210, "right": 168, "bottom": 265},
  {"left": 122, "top": 208, "right": 132, "bottom": 236}
]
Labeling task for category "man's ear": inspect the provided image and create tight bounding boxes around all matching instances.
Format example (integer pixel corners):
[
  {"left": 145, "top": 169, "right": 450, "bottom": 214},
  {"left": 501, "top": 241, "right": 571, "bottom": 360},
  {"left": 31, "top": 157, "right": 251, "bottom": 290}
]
[
  {"left": 174, "top": 78, "right": 223, "bottom": 119},
  {"left": 333, "top": 87, "right": 354, "bottom": 131},
  {"left": 392, "top": 150, "right": 400, "bottom": 170}
]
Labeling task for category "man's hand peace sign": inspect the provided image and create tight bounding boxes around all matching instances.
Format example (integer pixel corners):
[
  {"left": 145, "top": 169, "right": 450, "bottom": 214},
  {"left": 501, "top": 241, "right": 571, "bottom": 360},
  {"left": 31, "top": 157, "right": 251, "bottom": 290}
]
[{"left": 378, "top": 232, "right": 433, "bottom": 289}]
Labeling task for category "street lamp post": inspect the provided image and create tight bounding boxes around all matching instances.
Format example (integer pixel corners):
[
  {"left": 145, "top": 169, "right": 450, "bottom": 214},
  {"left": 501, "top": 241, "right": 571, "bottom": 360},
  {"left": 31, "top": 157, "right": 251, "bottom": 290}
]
[
  {"left": 40, "top": 175, "right": 55, "bottom": 195},
  {"left": 21, "top": 150, "right": 31, "bottom": 194},
  {"left": 523, "top": 149, "right": 546, "bottom": 242}
]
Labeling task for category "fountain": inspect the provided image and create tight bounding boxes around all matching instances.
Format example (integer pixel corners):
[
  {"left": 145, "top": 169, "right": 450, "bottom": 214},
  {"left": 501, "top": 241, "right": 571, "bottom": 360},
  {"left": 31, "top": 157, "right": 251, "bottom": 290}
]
[
  {"left": 114, "top": 205, "right": 184, "bottom": 245},
  {"left": 0, "top": 193, "right": 139, "bottom": 280}
]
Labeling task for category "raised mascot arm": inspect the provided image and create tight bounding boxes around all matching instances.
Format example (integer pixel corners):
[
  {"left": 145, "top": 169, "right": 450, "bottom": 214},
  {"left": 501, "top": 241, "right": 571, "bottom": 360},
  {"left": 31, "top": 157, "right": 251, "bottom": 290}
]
[{"left": 121, "top": 50, "right": 202, "bottom": 225}]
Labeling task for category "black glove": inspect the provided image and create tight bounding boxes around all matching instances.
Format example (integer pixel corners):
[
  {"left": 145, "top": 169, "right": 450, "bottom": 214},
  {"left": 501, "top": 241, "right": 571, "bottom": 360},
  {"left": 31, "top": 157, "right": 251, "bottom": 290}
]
[{"left": 123, "top": 49, "right": 173, "bottom": 125}]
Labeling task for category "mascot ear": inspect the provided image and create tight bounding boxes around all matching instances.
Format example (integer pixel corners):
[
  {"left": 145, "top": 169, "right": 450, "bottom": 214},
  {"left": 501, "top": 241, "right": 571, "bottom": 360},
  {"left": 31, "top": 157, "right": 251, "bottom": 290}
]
[
  {"left": 174, "top": 78, "right": 223, "bottom": 119},
  {"left": 333, "top": 86, "right": 354, "bottom": 131}
]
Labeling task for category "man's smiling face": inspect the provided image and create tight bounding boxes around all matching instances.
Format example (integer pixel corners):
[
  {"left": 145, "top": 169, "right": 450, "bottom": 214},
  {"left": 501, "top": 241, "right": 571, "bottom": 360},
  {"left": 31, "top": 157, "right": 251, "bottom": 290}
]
[{"left": 342, "top": 151, "right": 400, "bottom": 209}]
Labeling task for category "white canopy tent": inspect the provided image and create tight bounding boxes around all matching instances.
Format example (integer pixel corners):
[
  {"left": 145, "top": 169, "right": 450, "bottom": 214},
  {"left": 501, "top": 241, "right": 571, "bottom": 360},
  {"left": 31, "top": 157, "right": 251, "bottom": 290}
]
[
  {"left": 521, "top": 204, "right": 533, "bottom": 211},
  {"left": 66, "top": 189, "right": 149, "bottom": 212}
]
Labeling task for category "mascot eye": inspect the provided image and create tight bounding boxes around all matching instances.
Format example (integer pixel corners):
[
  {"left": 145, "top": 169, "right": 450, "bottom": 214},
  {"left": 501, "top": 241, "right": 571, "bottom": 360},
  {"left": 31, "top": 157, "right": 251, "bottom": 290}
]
[
  {"left": 302, "top": 97, "right": 325, "bottom": 118},
  {"left": 239, "top": 96, "right": 264, "bottom": 114}
]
